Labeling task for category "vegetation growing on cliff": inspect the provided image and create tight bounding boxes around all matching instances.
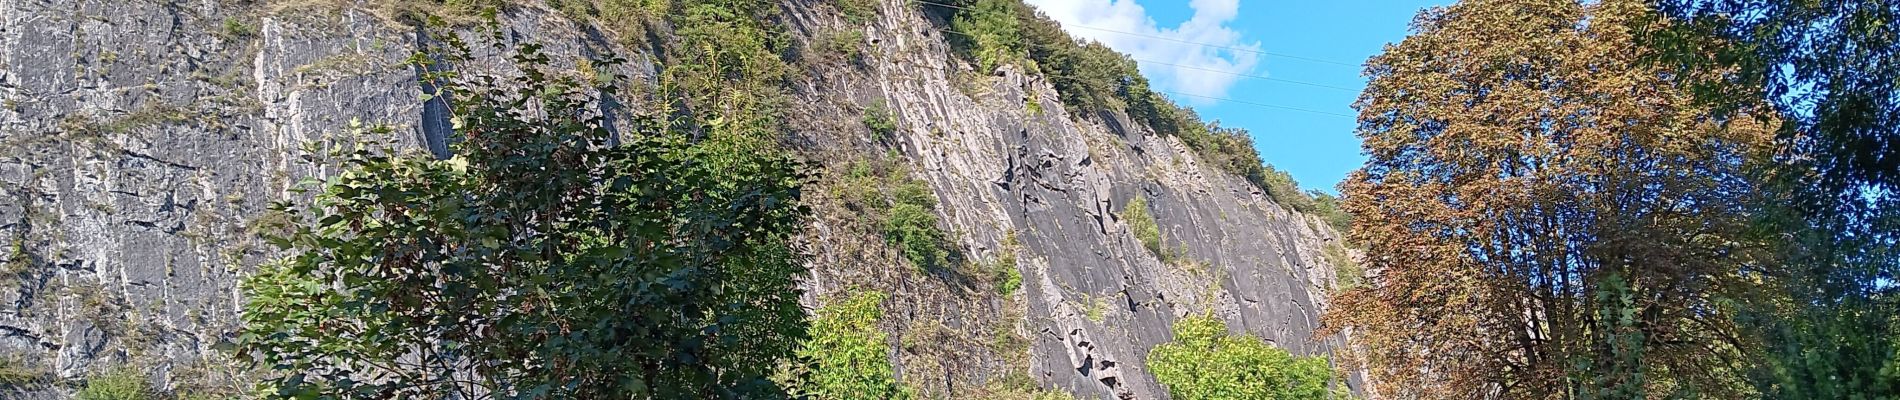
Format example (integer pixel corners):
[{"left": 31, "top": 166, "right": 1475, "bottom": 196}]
[
  {"left": 76, "top": 368, "right": 151, "bottom": 400},
  {"left": 831, "top": 159, "right": 958, "bottom": 274},
  {"left": 792, "top": 291, "right": 914, "bottom": 400},
  {"left": 1123, "top": 196, "right": 1164, "bottom": 259},
  {"left": 1148, "top": 315, "right": 1336, "bottom": 400}
]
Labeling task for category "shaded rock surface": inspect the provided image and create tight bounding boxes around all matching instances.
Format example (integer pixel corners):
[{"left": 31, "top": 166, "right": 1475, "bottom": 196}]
[{"left": 0, "top": 0, "right": 1354, "bottom": 398}]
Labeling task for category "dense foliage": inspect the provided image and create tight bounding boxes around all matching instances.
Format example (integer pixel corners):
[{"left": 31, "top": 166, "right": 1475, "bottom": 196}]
[
  {"left": 832, "top": 159, "right": 957, "bottom": 273},
  {"left": 1148, "top": 315, "right": 1335, "bottom": 400},
  {"left": 237, "top": 40, "right": 811, "bottom": 399},
  {"left": 1327, "top": 0, "right": 1782, "bottom": 397},
  {"left": 792, "top": 292, "right": 913, "bottom": 400},
  {"left": 882, "top": 179, "right": 952, "bottom": 272},
  {"left": 1647, "top": 1, "right": 1900, "bottom": 397}
]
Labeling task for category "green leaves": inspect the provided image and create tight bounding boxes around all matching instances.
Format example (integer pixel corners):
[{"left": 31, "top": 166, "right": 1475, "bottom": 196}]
[
  {"left": 1148, "top": 315, "right": 1337, "bottom": 400},
  {"left": 1123, "top": 197, "right": 1164, "bottom": 259},
  {"left": 791, "top": 291, "right": 913, "bottom": 400},
  {"left": 237, "top": 36, "right": 812, "bottom": 399}
]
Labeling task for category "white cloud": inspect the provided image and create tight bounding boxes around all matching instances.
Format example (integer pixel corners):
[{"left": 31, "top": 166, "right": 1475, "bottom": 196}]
[{"left": 1022, "top": 0, "right": 1262, "bottom": 103}]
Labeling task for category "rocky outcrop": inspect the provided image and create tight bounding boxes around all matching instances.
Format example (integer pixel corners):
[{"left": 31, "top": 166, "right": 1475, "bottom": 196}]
[{"left": 0, "top": 0, "right": 1352, "bottom": 398}]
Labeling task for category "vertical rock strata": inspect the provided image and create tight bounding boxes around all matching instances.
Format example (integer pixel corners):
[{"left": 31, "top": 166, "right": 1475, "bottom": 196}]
[{"left": 0, "top": 1, "right": 1352, "bottom": 398}]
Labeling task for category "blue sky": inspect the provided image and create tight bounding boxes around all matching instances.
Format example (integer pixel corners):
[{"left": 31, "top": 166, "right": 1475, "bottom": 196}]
[{"left": 1023, "top": 0, "right": 1447, "bottom": 193}]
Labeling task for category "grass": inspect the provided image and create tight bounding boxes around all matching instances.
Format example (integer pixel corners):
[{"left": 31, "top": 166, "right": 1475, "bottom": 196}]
[
  {"left": 219, "top": 17, "right": 255, "bottom": 40},
  {"left": 1025, "top": 89, "right": 1045, "bottom": 116},
  {"left": 3, "top": 237, "right": 29, "bottom": 281},
  {"left": 0, "top": 353, "right": 48, "bottom": 388},
  {"left": 836, "top": 0, "right": 878, "bottom": 24},
  {"left": 831, "top": 29, "right": 868, "bottom": 63}
]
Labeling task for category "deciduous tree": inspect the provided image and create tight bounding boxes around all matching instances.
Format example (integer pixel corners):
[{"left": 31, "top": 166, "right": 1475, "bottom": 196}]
[
  {"left": 238, "top": 41, "right": 812, "bottom": 399},
  {"left": 1326, "top": 0, "right": 1781, "bottom": 397}
]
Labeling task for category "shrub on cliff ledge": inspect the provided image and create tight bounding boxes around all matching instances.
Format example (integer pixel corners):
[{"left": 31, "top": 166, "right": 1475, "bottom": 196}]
[
  {"left": 1123, "top": 197, "right": 1163, "bottom": 259},
  {"left": 238, "top": 42, "right": 811, "bottom": 399}
]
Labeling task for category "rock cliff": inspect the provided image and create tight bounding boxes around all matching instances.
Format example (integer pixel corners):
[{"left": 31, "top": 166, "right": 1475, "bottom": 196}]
[{"left": 0, "top": 0, "right": 1354, "bottom": 398}]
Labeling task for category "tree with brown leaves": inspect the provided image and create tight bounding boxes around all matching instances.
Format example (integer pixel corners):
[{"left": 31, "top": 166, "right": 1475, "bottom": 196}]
[{"left": 1324, "top": 0, "right": 1782, "bottom": 398}]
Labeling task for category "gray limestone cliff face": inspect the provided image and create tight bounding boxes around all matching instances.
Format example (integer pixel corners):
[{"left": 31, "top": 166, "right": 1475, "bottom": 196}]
[
  {"left": 0, "top": 0, "right": 644, "bottom": 394},
  {"left": 0, "top": 0, "right": 1353, "bottom": 398},
  {"left": 784, "top": 2, "right": 1357, "bottom": 398}
]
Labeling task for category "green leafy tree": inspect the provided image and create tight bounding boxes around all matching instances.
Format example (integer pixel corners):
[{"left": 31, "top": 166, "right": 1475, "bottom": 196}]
[
  {"left": 237, "top": 42, "right": 812, "bottom": 399},
  {"left": 792, "top": 291, "right": 913, "bottom": 400},
  {"left": 1148, "top": 315, "right": 1334, "bottom": 400},
  {"left": 947, "top": 0, "right": 1025, "bottom": 72},
  {"left": 1646, "top": 1, "right": 1900, "bottom": 397}
]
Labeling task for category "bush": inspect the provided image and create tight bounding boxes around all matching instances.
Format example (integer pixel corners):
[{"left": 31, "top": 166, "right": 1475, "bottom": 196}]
[
  {"left": 219, "top": 17, "right": 255, "bottom": 40},
  {"left": 992, "top": 231, "right": 1022, "bottom": 295},
  {"left": 76, "top": 368, "right": 149, "bottom": 400},
  {"left": 1308, "top": 191, "right": 1351, "bottom": 233},
  {"left": 796, "top": 291, "right": 912, "bottom": 399},
  {"left": 863, "top": 100, "right": 897, "bottom": 139},
  {"left": 833, "top": 158, "right": 957, "bottom": 273},
  {"left": 1148, "top": 316, "right": 1336, "bottom": 400},
  {"left": 884, "top": 180, "right": 950, "bottom": 272},
  {"left": 1124, "top": 197, "right": 1163, "bottom": 258}
]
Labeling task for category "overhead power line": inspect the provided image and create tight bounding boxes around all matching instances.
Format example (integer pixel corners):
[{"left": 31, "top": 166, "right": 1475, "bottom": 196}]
[{"left": 909, "top": 0, "right": 1364, "bottom": 67}]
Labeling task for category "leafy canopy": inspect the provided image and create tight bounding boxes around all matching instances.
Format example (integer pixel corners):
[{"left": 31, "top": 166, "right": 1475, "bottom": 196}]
[
  {"left": 1646, "top": 1, "right": 1900, "bottom": 397},
  {"left": 1327, "top": 0, "right": 1780, "bottom": 397},
  {"left": 237, "top": 39, "right": 812, "bottom": 399}
]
